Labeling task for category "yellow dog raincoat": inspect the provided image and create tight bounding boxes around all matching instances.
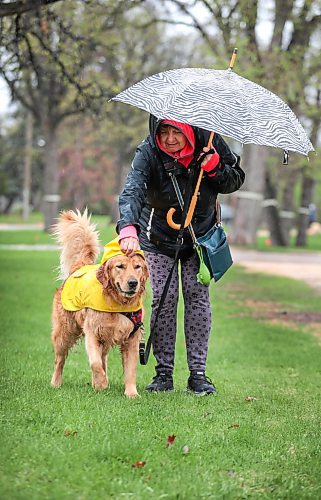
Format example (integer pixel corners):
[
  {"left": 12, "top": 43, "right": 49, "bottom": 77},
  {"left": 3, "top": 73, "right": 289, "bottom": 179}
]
[{"left": 61, "top": 238, "right": 145, "bottom": 312}]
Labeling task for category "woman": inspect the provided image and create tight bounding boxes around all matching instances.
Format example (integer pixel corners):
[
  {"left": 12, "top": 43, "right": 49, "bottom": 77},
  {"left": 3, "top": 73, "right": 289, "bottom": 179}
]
[{"left": 117, "top": 115, "right": 245, "bottom": 395}]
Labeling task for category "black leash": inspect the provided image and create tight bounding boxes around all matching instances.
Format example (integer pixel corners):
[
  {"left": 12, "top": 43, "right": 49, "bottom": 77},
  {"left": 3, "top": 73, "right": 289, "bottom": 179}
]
[
  {"left": 139, "top": 150, "right": 214, "bottom": 365},
  {"left": 139, "top": 164, "right": 195, "bottom": 365}
]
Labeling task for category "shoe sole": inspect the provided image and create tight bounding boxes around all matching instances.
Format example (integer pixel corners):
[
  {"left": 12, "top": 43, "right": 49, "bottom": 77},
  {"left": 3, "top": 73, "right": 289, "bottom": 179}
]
[
  {"left": 186, "top": 388, "right": 217, "bottom": 396},
  {"left": 145, "top": 388, "right": 174, "bottom": 392}
]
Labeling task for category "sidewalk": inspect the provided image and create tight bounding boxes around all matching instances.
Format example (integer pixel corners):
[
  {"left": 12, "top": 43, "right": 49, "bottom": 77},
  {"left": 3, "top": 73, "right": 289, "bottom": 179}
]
[{"left": 231, "top": 247, "right": 321, "bottom": 294}]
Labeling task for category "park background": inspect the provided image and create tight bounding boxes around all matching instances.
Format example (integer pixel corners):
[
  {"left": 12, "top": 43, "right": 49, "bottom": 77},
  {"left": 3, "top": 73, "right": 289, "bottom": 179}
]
[{"left": 1, "top": 1, "right": 321, "bottom": 499}]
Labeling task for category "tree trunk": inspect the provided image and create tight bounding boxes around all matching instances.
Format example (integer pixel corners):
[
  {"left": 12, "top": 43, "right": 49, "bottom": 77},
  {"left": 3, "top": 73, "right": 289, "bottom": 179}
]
[
  {"left": 296, "top": 175, "right": 315, "bottom": 247},
  {"left": 279, "top": 170, "right": 297, "bottom": 245},
  {"left": 263, "top": 169, "right": 286, "bottom": 245},
  {"left": 22, "top": 111, "right": 33, "bottom": 220},
  {"left": 2, "top": 194, "right": 17, "bottom": 214},
  {"left": 230, "top": 145, "right": 268, "bottom": 245},
  {"left": 109, "top": 148, "right": 132, "bottom": 224},
  {"left": 42, "top": 124, "right": 60, "bottom": 232}
]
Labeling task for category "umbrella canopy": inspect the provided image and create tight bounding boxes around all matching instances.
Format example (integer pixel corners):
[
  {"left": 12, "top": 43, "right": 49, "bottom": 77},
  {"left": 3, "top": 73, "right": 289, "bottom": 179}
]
[{"left": 112, "top": 67, "right": 314, "bottom": 157}]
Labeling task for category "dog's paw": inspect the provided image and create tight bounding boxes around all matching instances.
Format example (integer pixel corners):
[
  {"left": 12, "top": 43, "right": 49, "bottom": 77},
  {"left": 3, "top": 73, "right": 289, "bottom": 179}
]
[
  {"left": 51, "top": 377, "right": 62, "bottom": 388},
  {"left": 125, "top": 388, "right": 140, "bottom": 398},
  {"left": 92, "top": 370, "right": 108, "bottom": 390},
  {"left": 92, "top": 380, "right": 108, "bottom": 391}
]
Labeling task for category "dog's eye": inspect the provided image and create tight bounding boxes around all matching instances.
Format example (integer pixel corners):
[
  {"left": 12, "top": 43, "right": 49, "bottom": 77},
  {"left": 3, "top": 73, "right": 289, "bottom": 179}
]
[
  {"left": 116, "top": 264, "right": 125, "bottom": 269},
  {"left": 134, "top": 265, "right": 142, "bottom": 270}
]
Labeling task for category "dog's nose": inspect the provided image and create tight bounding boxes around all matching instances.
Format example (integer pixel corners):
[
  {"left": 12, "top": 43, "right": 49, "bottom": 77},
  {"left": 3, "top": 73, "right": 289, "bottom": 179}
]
[{"left": 128, "top": 278, "right": 138, "bottom": 290}]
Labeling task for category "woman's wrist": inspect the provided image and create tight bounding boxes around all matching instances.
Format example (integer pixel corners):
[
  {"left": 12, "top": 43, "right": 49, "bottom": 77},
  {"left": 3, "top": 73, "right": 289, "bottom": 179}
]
[{"left": 119, "top": 225, "right": 138, "bottom": 241}]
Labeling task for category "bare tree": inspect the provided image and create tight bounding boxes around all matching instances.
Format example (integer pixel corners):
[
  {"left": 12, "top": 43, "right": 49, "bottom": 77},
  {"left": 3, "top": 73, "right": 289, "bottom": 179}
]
[{"left": 0, "top": 0, "right": 141, "bottom": 229}]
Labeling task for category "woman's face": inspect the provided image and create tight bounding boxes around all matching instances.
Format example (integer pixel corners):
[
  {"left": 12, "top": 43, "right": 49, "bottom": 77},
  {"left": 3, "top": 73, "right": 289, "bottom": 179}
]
[{"left": 158, "top": 125, "right": 187, "bottom": 153}]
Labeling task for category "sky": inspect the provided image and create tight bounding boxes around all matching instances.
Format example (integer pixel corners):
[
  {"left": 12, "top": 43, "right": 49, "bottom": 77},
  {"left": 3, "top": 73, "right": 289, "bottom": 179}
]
[{"left": 0, "top": 79, "right": 11, "bottom": 116}]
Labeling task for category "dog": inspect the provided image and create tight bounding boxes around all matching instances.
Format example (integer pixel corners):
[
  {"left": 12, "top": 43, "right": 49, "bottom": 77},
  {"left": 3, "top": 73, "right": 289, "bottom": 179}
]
[{"left": 50, "top": 209, "right": 148, "bottom": 398}]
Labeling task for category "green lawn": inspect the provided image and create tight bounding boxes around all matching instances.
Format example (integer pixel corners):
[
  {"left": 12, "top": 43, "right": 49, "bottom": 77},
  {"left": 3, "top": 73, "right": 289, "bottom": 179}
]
[
  {"left": 0, "top": 217, "right": 115, "bottom": 246},
  {"left": 1, "top": 249, "right": 321, "bottom": 499},
  {"left": 256, "top": 233, "right": 321, "bottom": 252}
]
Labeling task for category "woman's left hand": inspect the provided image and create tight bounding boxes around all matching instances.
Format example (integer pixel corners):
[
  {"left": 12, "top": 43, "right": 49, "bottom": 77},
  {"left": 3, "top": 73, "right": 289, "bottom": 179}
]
[{"left": 200, "top": 146, "right": 220, "bottom": 173}]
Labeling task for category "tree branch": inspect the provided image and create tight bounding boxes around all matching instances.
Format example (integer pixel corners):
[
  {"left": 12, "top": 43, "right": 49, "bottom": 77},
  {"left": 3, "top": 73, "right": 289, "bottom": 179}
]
[
  {"left": 166, "top": 0, "right": 217, "bottom": 52},
  {"left": 0, "top": 0, "right": 61, "bottom": 18}
]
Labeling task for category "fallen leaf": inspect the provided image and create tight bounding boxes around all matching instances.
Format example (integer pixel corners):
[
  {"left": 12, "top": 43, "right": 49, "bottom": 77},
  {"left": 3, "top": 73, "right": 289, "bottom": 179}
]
[
  {"left": 167, "top": 434, "right": 176, "bottom": 447},
  {"left": 132, "top": 461, "right": 146, "bottom": 468},
  {"left": 182, "top": 445, "right": 190, "bottom": 455},
  {"left": 227, "top": 469, "right": 236, "bottom": 477},
  {"left": 64, "top": 428, "right": 78, "bottom": 436},
  {"left": 245, "top": 396, "right": 257, "bottom": 402},
  {"left": 228, "top": 424, "right": 240, "bottom": 429}
]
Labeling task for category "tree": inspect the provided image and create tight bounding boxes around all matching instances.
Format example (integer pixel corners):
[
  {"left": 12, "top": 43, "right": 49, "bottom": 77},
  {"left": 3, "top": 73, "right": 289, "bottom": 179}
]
[
  {"left": 55, "top": 3, "right": 198, "bottom": 221},
  {"left": 0, "top": 0, "right": 144, "bottom": 230},
  {"left": 0, "top": 110, "right": 44, "bottom": 213}
]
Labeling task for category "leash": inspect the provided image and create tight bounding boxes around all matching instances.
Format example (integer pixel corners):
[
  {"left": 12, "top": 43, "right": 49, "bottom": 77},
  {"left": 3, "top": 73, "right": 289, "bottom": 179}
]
[
  {"left": 139, "top": 150, "right": 214, "bottom": 365},
  {"left": 139, "top": 162, "right": 196, "bottom": 365}
]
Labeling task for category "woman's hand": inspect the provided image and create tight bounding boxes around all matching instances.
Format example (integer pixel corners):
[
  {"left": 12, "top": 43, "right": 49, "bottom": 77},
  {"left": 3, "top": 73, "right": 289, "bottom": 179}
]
[
  {"left": 200, "top": 146, "right": 220, "bottom": 175},
  {"left": 119, "top": 236, "right": 140, "bottom": 257}
]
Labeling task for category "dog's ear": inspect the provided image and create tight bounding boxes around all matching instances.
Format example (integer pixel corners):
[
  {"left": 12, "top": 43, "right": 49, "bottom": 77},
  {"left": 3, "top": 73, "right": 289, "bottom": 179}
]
[
  {"left": 137, "top": 257, "right": 149, "bottom": 287},
  {"left": 142, "top": 260, "right": 149, "bottom": 283},
  {"left": 96, "top": 263, "right": 109, "bottom": 289}
]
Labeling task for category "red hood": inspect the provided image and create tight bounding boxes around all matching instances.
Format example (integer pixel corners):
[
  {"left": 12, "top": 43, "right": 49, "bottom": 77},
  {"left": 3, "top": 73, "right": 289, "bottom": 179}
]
[{"left": 156, "top": 119, "right": 195, "bottom": 167}]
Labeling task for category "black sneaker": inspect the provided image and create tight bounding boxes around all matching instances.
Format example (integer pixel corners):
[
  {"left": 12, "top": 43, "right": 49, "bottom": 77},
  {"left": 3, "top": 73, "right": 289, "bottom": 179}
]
[
  {"left": 145, "top": 372, "right": 173, "bottom": 392},
  {"left": 187, "top": 370, "right": 217, "bottom": 396}
]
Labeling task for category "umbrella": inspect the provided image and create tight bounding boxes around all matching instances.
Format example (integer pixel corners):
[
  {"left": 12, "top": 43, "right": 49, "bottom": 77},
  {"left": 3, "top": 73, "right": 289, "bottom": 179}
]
[
  {"left": 112, "top": 54, "right": 314, "bottom": 157},
  {"left": 111, "top": 49, "right": 314, "bottom": 231}
]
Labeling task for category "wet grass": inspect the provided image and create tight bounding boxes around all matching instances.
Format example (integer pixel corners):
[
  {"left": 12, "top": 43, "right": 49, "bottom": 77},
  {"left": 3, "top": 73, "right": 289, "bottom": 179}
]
[{"left": 1, "top": 249, "right": 321, "bottom": 499}]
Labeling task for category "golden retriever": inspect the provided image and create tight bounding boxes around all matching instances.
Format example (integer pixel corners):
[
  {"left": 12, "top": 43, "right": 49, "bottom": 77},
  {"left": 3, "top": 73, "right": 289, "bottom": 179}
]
[{"left": 50, "top": 209, "right": 148, "bottom": 397}]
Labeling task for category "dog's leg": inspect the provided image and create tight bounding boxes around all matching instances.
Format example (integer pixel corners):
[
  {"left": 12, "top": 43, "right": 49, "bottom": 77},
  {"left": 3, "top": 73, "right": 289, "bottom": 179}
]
[
  {"left": 121, "top": 334, "right": 140, "bottom": 398},
  {"left": 85, "top": 332, "right": 108, "bottom": 390},
  {"left": 101, "top": 347, "right": 109, "bottom": 385},
  {"left": 51, "top": 327, "right": 69, "bottom": 388}
]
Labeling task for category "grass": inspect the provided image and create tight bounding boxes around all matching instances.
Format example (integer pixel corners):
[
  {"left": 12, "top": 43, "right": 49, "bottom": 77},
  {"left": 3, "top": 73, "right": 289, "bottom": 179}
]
[
  {"left": 256, "top": 233, "right": 321, "bottom": 252},
  {"left": 0, "top": 217, "right": 115, "bottom": 246},
  {"left": 1, "top": 248, "right": 321, "bottom": 499}
]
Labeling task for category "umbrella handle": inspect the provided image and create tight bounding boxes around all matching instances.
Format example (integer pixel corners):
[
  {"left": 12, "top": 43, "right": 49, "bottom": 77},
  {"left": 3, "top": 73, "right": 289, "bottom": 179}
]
[
  {"left": 166, "top": 208, "right": 184, "bottom": 230},
  {"left": 166, "top": 132, "right": 214, "bottom": 230}
]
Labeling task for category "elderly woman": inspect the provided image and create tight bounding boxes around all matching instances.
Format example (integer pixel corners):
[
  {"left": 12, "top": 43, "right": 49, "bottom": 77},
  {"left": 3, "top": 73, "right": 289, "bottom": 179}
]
[{"left": 117, "top": 115, "right": 245, "bottom": 395}]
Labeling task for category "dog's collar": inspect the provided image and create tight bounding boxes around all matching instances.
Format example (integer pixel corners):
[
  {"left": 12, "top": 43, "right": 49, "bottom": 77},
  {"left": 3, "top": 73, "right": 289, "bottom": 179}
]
[{"left": 121, "top": 309, "right": 143, "bottom": 338}]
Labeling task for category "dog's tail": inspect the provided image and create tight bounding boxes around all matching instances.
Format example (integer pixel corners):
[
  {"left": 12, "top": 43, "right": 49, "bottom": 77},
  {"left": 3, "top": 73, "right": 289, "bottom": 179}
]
[{"left": 53, "top": 208, "right": 100, "bottom": 279}]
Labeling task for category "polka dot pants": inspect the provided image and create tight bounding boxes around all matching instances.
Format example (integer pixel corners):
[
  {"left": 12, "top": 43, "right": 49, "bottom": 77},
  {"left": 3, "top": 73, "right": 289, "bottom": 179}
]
[{"left": 144, "top": 251, "right": 212, "bottom": 374}]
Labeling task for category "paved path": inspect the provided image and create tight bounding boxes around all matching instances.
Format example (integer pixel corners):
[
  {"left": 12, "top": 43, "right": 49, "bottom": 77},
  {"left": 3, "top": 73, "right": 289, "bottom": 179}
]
[
  {"left": 232, "top": 248, "right": 321, "bottom": 294},
  {"left": 0, "top": 223, "right": 43, "bottom": 230}
]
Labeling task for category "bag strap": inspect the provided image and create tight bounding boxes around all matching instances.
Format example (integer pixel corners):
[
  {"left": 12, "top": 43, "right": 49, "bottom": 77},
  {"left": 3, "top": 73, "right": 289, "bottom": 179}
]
[{"left": 215, "top": 198, "right": 222, "bottom": 226}]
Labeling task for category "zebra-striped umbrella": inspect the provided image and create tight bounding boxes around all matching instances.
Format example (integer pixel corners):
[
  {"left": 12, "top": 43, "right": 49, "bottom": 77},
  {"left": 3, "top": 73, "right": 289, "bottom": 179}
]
[{"left": 112, "top": 67, "right": 314, "bottom": 157}]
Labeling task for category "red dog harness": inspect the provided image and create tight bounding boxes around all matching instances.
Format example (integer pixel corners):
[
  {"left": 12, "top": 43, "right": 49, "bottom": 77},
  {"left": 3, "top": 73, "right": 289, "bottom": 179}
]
[{"left": 121, "top": 309, "right": 143, "bottom": 338}]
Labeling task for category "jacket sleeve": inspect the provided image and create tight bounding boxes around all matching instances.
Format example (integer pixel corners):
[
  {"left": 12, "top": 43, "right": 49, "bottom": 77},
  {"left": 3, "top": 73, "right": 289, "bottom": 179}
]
[
  {"left": 207, "top": 134, "right": 245, "bottom": 194},
  {"left": 116, "top": 144, "right": 151, "bottom": 234}
]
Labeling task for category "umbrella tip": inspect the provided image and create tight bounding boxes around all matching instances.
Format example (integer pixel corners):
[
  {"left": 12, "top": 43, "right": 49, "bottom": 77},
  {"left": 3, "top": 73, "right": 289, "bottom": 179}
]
[{"left": 229, "top": 48, "right": 238, "bottom": 70}]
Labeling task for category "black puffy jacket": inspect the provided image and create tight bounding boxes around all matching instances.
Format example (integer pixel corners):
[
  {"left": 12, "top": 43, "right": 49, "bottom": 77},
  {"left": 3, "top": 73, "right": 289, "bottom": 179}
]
[{"left": 117, "top": 115, "right": 245, "bottom": 259}]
